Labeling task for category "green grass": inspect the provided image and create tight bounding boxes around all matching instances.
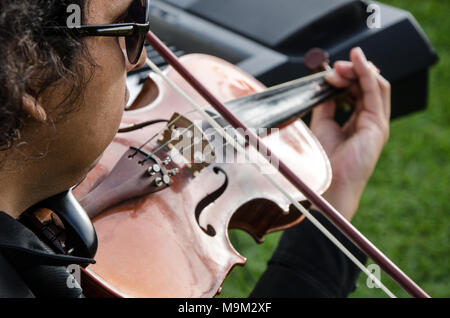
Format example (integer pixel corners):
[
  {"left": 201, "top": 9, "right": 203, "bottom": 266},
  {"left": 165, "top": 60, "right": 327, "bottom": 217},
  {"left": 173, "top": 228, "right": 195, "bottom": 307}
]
[{"left": 218, "top": 0, "right": 450, "bottom": 298}]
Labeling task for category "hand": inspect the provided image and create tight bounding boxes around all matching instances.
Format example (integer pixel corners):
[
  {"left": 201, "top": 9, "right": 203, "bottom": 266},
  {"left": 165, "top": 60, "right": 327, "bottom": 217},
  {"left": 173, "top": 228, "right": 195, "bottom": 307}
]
[{"left": 310, "top": 47, "right": 391, "bottom": 221}]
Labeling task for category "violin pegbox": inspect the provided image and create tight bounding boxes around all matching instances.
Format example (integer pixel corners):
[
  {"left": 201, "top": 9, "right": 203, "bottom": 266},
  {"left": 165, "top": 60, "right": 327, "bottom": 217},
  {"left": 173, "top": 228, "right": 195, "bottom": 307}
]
[{"left": 159, "top": 113, "right": 215, "bottom": 177}]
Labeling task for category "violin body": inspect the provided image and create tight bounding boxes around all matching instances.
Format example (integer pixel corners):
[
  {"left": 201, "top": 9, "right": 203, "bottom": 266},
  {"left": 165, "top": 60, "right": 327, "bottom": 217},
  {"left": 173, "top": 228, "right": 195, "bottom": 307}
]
[{"left": 73, "top": 54, "right": 332, "bottom": 297}]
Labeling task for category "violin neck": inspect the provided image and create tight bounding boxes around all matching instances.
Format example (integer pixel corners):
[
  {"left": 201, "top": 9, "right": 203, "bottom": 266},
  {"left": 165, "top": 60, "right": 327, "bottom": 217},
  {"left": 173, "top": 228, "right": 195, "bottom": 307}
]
[{"left": 224, "top": 71, "right": 343, "bottom": 129}]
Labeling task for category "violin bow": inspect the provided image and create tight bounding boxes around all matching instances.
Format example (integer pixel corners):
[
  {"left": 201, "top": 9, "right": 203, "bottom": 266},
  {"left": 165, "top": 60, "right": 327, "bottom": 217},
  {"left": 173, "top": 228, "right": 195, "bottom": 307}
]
[{"left": 144, "top": 31, "right": 429, "bottom": 298}]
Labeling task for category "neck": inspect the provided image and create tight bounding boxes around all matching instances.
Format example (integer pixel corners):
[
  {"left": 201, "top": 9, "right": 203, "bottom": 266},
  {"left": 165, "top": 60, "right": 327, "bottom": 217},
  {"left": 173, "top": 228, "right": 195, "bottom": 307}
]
[
  {"left": 0, "top": 151, "right": 84, "bottom": 219},
  {"left": 223, "top": 71, "right": 341, "bottom": 129},
  {"left": 0, "top": 162, "right": 42, "bottom": 218}
]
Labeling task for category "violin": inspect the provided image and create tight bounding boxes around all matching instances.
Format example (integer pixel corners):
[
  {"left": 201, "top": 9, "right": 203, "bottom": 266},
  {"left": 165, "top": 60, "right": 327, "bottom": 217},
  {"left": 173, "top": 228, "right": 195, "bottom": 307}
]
[
  {"left": 24, "top": 33, "right": 429, "bottom": 298},
  {"left": 78, "top": 52, "right": 336, "bottom": 297}
]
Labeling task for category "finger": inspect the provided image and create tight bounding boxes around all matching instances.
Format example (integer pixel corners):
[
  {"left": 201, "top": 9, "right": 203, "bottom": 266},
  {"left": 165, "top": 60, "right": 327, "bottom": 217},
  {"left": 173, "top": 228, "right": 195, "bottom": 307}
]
[
  {"left": 348, "top": 82, "right": 362, "bottom": 99},
  {"left": 377, "top": 74, "right": 391, "bottom": 120},
  {"left": 358, "top": 58, "right": 390, "bottom": 121},
  {"left": 334, "top": 61, "right": 358, "bottom": 81},
  {"left": 375, "top": 74, "right": 391, "bottom": 143},
  {"left": 325, "top": 69, "right": 352, "bottom": 88},
  {"left": 329, "top": 60, "right": 379, "bottom": 84},
  {"left": 367, "top": 60, "right": 391, "bottom": 121},
  {"left": 367, "top": 60, "right": 391, "bottom": 120},
  {"left": 350, "top": 47, "right": 384, "bottom": 121},
  {"left": 368, "top": 61, "right": 381, "bottom": 74},
  {"left": 311, "top": 99, "right": 336, "bottom": 128}
]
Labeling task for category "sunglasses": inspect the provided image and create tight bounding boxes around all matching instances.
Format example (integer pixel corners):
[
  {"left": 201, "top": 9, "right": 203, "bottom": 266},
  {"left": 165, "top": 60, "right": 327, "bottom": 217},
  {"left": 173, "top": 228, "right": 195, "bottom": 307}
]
[{"left": 49, "top": 0, "right": 150, "bottom": 64}]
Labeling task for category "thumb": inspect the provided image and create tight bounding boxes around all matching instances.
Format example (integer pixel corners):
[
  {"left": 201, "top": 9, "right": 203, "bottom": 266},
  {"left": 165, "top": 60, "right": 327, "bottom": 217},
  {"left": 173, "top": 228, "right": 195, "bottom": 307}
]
[{"left": 310, "top": 99, "right": 336, "bottom": 129}]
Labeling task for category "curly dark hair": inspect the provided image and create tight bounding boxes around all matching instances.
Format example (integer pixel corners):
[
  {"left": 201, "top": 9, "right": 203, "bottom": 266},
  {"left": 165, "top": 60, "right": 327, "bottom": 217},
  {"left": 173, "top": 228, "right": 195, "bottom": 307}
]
[{"left": 0, "top": 0, "right": 90, "bottom": 151}]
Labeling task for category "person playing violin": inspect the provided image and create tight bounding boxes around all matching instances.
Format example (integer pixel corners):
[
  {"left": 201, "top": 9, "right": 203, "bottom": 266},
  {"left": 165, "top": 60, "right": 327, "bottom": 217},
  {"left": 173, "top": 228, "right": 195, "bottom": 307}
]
[{"left": 0, "top": 0, "right": 390, "bottom": 298}]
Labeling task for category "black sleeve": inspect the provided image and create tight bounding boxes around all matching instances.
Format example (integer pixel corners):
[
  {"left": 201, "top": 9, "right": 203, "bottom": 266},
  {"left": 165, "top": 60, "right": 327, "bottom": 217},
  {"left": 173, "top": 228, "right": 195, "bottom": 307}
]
[{"left": 250, "top": 210, "right": 367, "bottom": 298}]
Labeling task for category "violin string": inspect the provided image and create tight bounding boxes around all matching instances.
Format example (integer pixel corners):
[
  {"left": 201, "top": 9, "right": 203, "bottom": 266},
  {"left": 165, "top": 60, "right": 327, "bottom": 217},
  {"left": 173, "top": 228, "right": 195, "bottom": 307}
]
[
  {"left": 135, "top": 109, "right": 199, "bottom": 153},
  {"left": 147, "top": 125, "right": 196, "bottom": 160},
  {"left": 169, "top": 129, "right": 234, "bottom": 165},
  {"left": 150, "top": 115, "right": 237, "bottom": 165},
  {"left": 132, "top": 110, "right": 219, "bottom": 160},
  {"left": 145, "top": 56, "right": 396, "bottom": 298},
  {"left": 145, "top": 114, "right": 222, "bottom": 161}
]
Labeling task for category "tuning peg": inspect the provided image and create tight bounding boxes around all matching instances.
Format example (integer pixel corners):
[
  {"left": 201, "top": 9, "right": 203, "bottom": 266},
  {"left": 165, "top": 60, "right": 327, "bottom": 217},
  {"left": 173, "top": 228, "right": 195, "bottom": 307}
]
[
  {"left": 168, "top": 168, "right": 179, "bottom": 176},
  {"left": 163, "top": 175, "right": 171, "bottom": 186},
  {"left": 147, "top": 164, "right": 161, "bottom": 176},
  {"left": 305, "top": 48, "right": 331, "bottom": 72},
  {"left": 154, "top": 177, "right": 163, "bottom": 187},
  {"left": 306, "top": 48, "right": 356, "bottom": 111},
  {"left": 154, "top": 175, "right": 172, "bottom": 188},
  {"left": 162, "top": 156, "right": 172, "bottom": 166}
]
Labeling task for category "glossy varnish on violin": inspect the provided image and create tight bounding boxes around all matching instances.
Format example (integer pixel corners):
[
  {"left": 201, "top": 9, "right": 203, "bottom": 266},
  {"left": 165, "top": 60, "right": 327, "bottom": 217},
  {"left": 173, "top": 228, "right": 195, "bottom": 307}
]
[{"left": 73, "top": 54, "right": 332, "bottom": 297}]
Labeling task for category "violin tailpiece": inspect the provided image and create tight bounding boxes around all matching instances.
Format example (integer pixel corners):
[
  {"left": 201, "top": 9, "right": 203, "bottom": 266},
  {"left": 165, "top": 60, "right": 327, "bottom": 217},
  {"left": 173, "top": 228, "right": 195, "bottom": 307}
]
[{"left": 80, "top": 147, "right": 172, "bottom": 219}]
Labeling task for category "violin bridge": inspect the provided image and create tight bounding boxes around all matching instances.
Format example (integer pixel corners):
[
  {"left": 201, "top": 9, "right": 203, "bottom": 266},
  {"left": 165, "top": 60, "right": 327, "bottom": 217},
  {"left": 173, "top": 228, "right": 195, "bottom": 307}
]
[{"left": 159, "top": 113, "right": 215, "bottom": 176}]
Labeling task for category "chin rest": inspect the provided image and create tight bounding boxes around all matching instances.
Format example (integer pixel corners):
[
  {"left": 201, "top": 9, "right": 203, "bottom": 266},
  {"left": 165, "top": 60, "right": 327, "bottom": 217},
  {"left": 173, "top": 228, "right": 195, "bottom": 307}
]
[{"left": 25, "top": 189, "right": 98, "bottom": 259}]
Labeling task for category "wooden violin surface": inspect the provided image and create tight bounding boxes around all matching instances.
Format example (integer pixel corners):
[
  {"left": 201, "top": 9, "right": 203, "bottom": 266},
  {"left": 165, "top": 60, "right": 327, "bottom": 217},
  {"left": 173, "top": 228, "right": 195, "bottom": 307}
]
[{"left": 73, "top": 54, "right": 332, "bottom": 297}]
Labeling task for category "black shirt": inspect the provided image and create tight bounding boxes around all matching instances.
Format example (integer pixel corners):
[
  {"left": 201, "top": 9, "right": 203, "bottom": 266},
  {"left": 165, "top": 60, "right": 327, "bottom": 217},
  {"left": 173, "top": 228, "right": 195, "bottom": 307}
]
[
  {"left": 0, "top": 211, "right": 94, "bottom": 298},
  {"left": 0, "top": 210, "right": 366, "bottom": 298}
]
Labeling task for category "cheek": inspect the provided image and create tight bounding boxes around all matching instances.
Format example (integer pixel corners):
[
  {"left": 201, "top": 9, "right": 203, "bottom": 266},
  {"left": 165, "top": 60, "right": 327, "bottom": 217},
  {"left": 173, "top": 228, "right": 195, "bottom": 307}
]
[
  {"left": 58, "top": 37, "right": 127, "bottom": 176},
  {"left": 86, "top": 36, "right": 127, "bottom": 137},
  {"left": 79, "top": 73, "right": 126, "bottom": 161},
  {"left": 55, "top": 83, "right": 125, "bottom": 180}
]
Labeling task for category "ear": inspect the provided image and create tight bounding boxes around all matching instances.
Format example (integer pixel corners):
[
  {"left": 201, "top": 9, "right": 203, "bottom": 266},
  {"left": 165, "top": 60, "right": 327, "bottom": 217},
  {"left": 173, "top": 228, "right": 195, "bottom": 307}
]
[{"left": 22, "top": 94, "right": 47, "bottom": 122}]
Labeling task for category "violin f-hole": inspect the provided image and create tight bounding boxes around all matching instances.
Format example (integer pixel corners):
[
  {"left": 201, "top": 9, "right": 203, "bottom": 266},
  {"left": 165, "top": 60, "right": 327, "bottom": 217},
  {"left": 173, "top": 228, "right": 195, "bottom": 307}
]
[{"left": 194, "top": 167, "right": 229, "bottom": 237}]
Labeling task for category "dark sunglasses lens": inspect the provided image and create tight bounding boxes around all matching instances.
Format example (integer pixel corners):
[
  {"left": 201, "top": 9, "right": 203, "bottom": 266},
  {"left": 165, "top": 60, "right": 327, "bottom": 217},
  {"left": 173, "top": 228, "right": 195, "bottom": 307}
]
[
  {"left": 126, "top": 33, "right": 145, "bottom": 64},
  {"left": 125, "top": 0, "right": 149, "bottom": 64}
]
